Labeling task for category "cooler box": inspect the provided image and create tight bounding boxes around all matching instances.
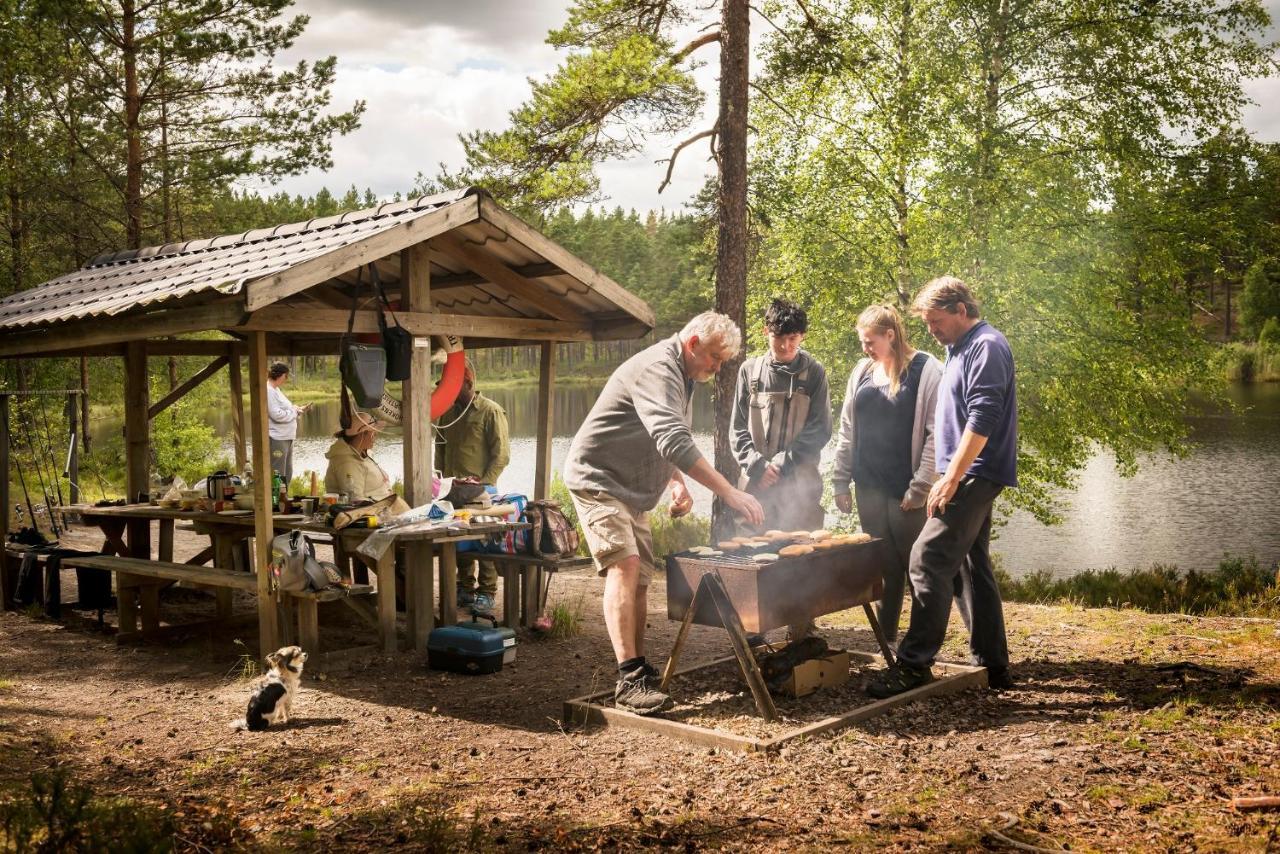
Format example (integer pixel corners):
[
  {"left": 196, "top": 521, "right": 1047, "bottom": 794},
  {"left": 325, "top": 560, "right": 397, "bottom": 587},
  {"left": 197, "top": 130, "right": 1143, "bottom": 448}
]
[{"left": 427, "top": 617, "right": 517, "bottom": 674}]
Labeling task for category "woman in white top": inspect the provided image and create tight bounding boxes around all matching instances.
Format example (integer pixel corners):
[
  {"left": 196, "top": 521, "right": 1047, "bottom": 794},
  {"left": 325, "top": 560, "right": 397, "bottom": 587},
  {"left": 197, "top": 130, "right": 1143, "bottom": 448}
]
[
  {"left": 266, "top": 362, "right": 309, "bottom": 484},
  {"left": 831, "top": 305, "right": 946, "bottom": 643}
]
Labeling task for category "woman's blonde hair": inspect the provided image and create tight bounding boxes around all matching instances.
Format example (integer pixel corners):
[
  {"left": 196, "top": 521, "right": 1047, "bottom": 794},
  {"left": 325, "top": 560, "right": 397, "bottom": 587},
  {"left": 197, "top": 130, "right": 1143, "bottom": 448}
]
[{"left": 856, "top": 304, "right": 916, "bottom": 397}]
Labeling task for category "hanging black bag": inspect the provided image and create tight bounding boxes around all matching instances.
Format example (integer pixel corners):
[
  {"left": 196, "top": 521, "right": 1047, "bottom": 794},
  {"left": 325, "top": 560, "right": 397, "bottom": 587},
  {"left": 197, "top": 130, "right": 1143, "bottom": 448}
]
[
  {"left": 370, "top": 262, "right": 413, "bottom": 381},
  {"left": 339, "top": 266, "right": 386, "bottom": 407}
]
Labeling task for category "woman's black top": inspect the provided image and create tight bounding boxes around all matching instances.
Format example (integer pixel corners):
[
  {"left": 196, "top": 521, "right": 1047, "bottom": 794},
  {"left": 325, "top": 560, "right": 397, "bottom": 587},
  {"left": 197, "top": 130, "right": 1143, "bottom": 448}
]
[{"left": 851, "top": 352, "right": 927, "bottom": 497}]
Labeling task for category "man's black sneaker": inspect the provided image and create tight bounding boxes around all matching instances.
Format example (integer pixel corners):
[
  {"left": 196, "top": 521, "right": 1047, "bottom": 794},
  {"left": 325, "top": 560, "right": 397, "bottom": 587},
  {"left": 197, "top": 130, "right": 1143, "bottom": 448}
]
[
  {"left": 986, "top": 667, "right": 1016, "bottom": 691},
  {"left": 867, "top": 664, "right": 934, "bottom": 699},
  {"left": 615, "top": 669, "right": 673, "bottom": 715}
]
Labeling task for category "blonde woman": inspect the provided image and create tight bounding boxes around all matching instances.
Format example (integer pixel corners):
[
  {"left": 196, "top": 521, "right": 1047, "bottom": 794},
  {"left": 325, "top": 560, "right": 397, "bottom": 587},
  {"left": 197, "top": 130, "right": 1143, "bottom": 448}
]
[{"left": 831, "top": 304, "right": 943, "bottom": 643}]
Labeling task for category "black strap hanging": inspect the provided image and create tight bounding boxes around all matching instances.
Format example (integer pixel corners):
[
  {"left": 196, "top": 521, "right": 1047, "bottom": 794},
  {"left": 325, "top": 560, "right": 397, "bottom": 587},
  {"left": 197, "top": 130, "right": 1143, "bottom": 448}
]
[{"left": 369, "top": 262, "right": 413, "bottom": 381}]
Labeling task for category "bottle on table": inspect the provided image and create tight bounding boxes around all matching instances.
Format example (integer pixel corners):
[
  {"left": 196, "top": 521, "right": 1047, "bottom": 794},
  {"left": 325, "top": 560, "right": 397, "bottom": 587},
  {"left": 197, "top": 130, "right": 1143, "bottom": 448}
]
[{"left": 343, "top": 473, "right": 356, "bottom": 505}]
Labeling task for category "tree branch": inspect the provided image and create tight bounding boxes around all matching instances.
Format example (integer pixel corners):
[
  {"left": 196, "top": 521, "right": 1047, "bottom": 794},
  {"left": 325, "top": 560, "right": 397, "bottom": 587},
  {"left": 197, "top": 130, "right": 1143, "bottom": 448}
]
[
  {"left": 658, "top": 125, "right": 718, "bottom": 193},
  {"left": 671, "top": 31, "right": 721, "bottom": 64}
]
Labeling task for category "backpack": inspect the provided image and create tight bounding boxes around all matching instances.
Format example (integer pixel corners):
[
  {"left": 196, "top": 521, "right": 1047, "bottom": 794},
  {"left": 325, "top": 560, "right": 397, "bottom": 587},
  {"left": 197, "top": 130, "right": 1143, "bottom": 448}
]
[
  {"left": 524, "top": 500, "right": 580, "bottom": 559},
  {"left": 269, "top": 530, "right": 344, "bottom": 595}
]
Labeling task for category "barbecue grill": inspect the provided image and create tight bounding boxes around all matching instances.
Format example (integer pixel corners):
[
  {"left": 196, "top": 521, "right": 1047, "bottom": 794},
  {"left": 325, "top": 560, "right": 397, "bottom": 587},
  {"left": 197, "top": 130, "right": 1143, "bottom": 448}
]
[{"left": 661, "top": 537, "right": 897, "bottom": 721}]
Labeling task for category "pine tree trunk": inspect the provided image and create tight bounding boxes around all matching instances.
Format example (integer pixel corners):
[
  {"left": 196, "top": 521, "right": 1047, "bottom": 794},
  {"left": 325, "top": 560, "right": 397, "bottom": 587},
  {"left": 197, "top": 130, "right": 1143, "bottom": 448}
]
[
  {"left": 122, "top": 0, "right": 144, "bottom": 249},
  {"left": 712, "top": 0, "right": 749, "bottom": 540}
]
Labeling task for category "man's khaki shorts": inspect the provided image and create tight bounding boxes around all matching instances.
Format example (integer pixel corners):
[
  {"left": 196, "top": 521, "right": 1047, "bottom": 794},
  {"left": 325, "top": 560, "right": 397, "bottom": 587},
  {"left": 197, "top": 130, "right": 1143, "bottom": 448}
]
[{"left": 569, "top": 489, "right": 656, "bottom": 586}]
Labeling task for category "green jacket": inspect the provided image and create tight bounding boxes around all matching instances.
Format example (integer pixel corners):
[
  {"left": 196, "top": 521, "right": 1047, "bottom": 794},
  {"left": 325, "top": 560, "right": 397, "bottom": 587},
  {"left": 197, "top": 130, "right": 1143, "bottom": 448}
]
[{"left": 435, "top": 392, "right": 510, "bottom": 486}]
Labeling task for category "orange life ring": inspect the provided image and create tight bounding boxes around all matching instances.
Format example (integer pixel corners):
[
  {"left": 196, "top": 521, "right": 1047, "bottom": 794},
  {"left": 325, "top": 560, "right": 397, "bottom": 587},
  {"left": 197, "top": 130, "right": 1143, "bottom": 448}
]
[{"left": 431, "top": 349, "right": 466, "bottom": 419}]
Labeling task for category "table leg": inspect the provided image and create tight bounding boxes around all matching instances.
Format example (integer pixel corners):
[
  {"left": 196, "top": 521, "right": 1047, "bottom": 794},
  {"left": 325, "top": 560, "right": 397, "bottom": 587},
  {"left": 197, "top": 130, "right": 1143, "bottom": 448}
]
[
  {"left": 376, "top": 551, "right": 397, "bottom": 653},
  {"left": 158, "top": 520, "right": 174, "bottom": 563},
  {"left": 439, "top": 544, "right": 458, "bottom": 626},
  {"left": 521, "top": 567, "right": 538, "bottom": 628},
  {"left": 406, "top": 542, "right": 433, "bottom": 652},
  {"left": 99, "top": 520, "right": 128, "bottom": 557},
  {"left": 117, "top": 583, "right": 138, "bottom": 635},
  {"left": 500, "top": 567, "right": 520, "bottom": 629},
  {"left": 139, "top": 583, "right": 160, "bottom": 634},
  {"left": 212, "top": 535, "right": 235, "bottom": 621},
  {"left": 297, "top": 597, "right": 319, "bottom": 655}
]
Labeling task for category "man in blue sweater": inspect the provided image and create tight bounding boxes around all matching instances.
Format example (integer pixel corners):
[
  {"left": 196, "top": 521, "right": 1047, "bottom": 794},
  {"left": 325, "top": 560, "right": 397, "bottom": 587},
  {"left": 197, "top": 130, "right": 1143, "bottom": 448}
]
[{"left": 869, "top": 276, "right": 1017, "bottom": 698}]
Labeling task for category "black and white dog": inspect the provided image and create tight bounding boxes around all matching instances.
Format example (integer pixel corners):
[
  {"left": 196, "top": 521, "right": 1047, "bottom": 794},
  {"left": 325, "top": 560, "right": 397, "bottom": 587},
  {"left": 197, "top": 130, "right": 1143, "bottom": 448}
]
[{"left": 233, "top": 646, "right": 307, "bottom": 731}]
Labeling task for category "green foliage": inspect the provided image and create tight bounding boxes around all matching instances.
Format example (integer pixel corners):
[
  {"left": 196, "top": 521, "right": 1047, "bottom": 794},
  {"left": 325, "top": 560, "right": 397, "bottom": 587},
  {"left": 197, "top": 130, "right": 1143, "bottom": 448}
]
[
  {"left": 150, "top": 403, "right": 220, "bottom": 485},
  {"left": 996, "top": 555, "right": 1280, "bottom": 617},
  {"left": 548, "top": 596, "right": 586, "bottom": 639},
  {"left": 1242, "top": 257, "right": 1280, "bottom": 337},
  {"left": 0, "top": 769, "right": 174, "bottom": 853},
  {"left": 1259, "top": 317, "right": 1280, "bottom": 350},
  {"left": 649, "top": 506, "right": 710, "bottom": 558}
]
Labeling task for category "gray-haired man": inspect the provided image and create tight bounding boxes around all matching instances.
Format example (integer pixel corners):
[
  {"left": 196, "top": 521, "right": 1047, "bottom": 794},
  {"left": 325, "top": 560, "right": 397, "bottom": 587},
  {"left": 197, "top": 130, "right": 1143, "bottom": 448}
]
[{"left": 565, "top": 312, "right": 766, "bottom": 715}]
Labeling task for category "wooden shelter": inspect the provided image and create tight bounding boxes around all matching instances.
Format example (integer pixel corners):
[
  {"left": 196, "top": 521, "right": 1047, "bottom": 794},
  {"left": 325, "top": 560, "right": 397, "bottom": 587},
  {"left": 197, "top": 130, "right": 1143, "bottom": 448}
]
[{"left": 0, "top": 186, "right": 654, "bottom": 654}]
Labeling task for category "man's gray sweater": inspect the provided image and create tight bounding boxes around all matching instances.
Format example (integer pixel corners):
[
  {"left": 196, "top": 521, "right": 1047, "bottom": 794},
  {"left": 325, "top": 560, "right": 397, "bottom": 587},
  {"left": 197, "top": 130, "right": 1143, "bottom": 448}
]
[{"left": 564, "top": 334, "right": 704, "bottom": 511}]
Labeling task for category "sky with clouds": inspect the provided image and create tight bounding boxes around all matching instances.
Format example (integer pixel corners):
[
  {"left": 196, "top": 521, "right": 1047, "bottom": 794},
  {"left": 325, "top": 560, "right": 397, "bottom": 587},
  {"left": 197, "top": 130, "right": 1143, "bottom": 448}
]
[{"left": 266, "top": 0, "right": 1280, "bottom": 213}]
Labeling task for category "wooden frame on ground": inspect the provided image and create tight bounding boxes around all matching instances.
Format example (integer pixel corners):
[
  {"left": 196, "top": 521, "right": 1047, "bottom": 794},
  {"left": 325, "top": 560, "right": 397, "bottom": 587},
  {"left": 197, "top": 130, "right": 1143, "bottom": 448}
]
[{"left": 563, "top": 651, "right": 987, "bottom": 753}]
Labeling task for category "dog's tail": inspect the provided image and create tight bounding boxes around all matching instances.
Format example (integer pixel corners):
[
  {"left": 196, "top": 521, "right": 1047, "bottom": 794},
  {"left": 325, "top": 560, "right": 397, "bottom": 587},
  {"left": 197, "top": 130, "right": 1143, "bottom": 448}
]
[{"left": 229, "top": 717, "right": 248, "bottom": 731}]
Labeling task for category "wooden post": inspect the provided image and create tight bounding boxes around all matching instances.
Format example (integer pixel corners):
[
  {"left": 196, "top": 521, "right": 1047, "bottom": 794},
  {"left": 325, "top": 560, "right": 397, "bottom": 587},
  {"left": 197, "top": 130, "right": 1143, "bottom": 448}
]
[
  {"left": 247, "top": 332, "right": 280, "bottom": 658},
  {"left": 534, "top": 341, "right": 556, "bottom": 500},
  {"left": 124, "top": 341, "right": 150, "bottom": 557},
  {"left": 0, "top": 394, "right": 8, "bottom": 543},
  {"left": 402, "top": 243, "right": 434, "bottom": 643},
  {"left": 229, "top": 349, "right": 246, "bottom": 472}
]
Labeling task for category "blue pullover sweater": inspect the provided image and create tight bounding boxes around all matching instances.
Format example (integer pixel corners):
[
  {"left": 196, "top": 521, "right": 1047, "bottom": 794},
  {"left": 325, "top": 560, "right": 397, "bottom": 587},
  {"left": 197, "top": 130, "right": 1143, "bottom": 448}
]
[{"left": 935, "top": 320, "right": 1018, "bottom": 488}]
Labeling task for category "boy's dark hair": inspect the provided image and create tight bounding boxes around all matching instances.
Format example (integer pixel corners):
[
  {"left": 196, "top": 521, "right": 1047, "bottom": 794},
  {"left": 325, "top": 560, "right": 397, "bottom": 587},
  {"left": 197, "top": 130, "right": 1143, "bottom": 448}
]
[{"left": 764, "top": 298, "right": 808, "bottom": 335}]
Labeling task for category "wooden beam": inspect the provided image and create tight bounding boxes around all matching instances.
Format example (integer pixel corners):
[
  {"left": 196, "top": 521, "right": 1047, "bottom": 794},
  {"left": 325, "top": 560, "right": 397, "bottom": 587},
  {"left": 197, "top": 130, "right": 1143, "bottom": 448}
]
[
  {"left": 401, "top": 242, "right": 434, "bottom": 648},
  {"left": 229, "top": 353, "right": 246, "bottom": 472},
  {"left": 430, "top": 261, "right": 563, "bottom": 291},
  {"left": 479, "top": 196, "right": 656, "bottom": 331},
  {"left": 534, "top": 341, "right": 556, "bottom": 500},
  {"left": 432, "top": 233, "right": 587, "bottom": 323},
  {"left": 247, "top": 332, "right": 280, "bottom": 658},
  {"left": 0, "top": 302, "right": 246, "bottom": 358},
  {"left": 145, "top": 340, "right": 241, "bottom": 357},
  {"left": 238, "top": 307, "right": 593, "bottom": 342},
  {"left": 124, "top": 342, "right": 150, "bottom": 566},
  {"left": 1, "top": 395, "right": 8, "bottom": 543},
  {"left": 244, "top": 195, "right": 481, "bottom": 312},
  {"left": 0, "top": 343, "right": 125, "bottom": 360},
  {"left": 147, "top": 356, "right": 230, "bottom": 420}
]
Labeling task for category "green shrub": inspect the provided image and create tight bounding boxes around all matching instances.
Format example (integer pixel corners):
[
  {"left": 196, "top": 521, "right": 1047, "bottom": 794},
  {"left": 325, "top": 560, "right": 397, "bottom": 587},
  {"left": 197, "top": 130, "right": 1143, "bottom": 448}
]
[
  {"left": 649, "top": 507, "right": 711, "bottom": 558},
  {"left": 0, "top": 769, "right": 174, "bottom": 853},
  {"left": 150, "top": 402, "right": 220, "bottom": 485},
  {"left": 998, "top": 555, "right": 1280, "bottom": 616},
  {"left": 1212, "top": 342, "right": 1257, "bottom": 382},
  {"left": 1259, "top": 316, "right": 1280, "bottom": 349},
  {"left": 1241, "top": 256, "right": 1280, "bottom": 337}
]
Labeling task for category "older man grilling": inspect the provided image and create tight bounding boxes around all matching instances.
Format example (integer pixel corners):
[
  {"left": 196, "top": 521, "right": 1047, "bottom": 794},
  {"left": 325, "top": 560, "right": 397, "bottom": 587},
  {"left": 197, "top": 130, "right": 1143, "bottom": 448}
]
[{"left": 565, "top": 312, "right": 766, "bottom": 715}]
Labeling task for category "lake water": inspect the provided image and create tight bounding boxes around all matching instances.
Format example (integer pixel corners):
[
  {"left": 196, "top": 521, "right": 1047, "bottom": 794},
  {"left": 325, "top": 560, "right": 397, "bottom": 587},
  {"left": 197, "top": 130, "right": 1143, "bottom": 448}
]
[{"left": 122, "top": 380, "right": 1280, "bottom": 578}]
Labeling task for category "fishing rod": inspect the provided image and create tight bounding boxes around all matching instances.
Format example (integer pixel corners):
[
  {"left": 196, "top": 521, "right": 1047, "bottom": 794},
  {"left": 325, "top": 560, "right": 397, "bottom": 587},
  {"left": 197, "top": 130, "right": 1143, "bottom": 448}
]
[
  {"left": 12, "top": 443, "right": 38, "bottom": 538},
  {"left": 18, "top": 407, "right": 59, "bottom": 536},
  {"left": 34, "top": 393, "right": 66, "bottom": 510}
]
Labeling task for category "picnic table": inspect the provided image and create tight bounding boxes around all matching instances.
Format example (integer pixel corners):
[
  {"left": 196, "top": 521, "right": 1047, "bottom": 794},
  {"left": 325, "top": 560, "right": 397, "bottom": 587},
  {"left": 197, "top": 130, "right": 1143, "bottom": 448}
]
[{"left": 62, "top": 503, "right": 529, "bottom": 657}]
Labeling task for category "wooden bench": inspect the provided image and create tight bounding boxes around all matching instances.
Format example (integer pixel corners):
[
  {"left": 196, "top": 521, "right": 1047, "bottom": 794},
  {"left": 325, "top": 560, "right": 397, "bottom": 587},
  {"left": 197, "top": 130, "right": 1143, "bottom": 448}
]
[
  {"left": 59, "top": 555, "right": 371, "bottom": 653},
  {"left": 483, "top": 552, "right": 593, "bottom": 628}
]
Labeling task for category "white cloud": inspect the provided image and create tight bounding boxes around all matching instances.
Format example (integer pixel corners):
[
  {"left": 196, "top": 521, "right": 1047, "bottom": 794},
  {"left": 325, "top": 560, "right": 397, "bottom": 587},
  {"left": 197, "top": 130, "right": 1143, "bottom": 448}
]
[{"left": 263, "top": 1, "right": 1280, "bottom": 211}]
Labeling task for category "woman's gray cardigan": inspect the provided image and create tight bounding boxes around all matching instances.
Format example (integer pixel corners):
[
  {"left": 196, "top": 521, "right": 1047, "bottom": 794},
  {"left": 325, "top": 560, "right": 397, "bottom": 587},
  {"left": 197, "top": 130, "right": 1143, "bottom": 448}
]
[{"left": 831, "top": 353, "right": 944, "bottom": 509}]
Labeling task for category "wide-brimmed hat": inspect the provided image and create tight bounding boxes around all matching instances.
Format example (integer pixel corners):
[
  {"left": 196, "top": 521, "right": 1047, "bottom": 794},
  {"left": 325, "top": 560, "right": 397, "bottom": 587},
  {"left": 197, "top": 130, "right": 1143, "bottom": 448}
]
[{"left": 341, "top": 410, "right": 384, "bottom": 438}]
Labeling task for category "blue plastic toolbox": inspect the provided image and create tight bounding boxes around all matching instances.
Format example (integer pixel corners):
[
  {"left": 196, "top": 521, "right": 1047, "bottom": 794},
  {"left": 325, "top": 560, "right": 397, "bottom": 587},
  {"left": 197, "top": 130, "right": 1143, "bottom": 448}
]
[{"left": 427, "top": 616, "right": 517, "bottom": 674}]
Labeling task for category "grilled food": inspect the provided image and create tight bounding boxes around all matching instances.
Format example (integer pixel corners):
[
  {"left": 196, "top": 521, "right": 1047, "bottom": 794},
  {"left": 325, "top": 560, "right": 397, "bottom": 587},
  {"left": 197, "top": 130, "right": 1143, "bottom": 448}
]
[
  {"left": 751, "top": 553, "right": 779, "bottom": 563},
  {"left": 718, "top": 540, "right": 742, "bottom": 551},
  {"left": 809, "top": 529, "right": 832, "bottom": 541},
  {"left": 779, "top": 544, "right": 814, "bottom": 557}
]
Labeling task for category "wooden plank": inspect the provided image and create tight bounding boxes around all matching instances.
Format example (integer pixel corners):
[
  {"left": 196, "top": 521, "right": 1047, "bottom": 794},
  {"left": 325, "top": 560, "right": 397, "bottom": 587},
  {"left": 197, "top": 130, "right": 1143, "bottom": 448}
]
[
  {"left": 124, "top": 343, "right": 150, "bottom": 564},
  {"left": 147, "top": 356, "right": 229, "bottom": 419},
  {"left": 534, "top": 341, "right": 556, "bottom": 500},
  {"left": 375, "top": 550, "right": 397, "bottom": 653},
  {"left": 229, "top": 352, "right": 246, "bottom": 472},
  {"left": 64, "top": 556, "right": 259, "bottom": 591},
  {"left": 237, "top": 306, "right": 591, "bottom": 342},
  {"left": 297, "top": 598, "right": 320, "bottom": 655},
  {"left": 563, "top": 700, "right": 764, "bottom": 752},
  {"left": 479, "top": 196, "right": 655, "bottom": 330},
  {"left": 499, "top": 567, "right": 520, "bottom": 629},
  {"left": 244, "top": 195, "right": 480, "bottom": 311},
  {"left": 0, "top": 302, "right": 246, "bottom": 358},
  {"left": 758, "top": 664, "right": 987, "bottom": 750},
  {"left": 158, "top": 520, "right": 174, "bottom": 563},
  {"left": 431, "top": 261, "right": 563, "bottom": 290},
  {"left": 144, "top": 340, "right": 241, "bottom": 357},
  {"left": 432, "top": 233, "right": 587, "bottom": 324},
  {"left": 407, "top": 543, "right": 433, "bottom": 651},
  {"left": 521, "top": 567, "right": 537, "bottom": 627},
  {"left": 247, "top": 332, "right": 280, "bottom": 657}
]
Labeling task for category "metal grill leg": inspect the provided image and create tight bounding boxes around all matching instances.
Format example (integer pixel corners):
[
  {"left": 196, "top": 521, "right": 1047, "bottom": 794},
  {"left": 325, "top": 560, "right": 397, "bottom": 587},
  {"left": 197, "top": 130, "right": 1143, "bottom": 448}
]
[
  {"left": 863, "top": 603, "right": 897, "bottom": 668},
  {"left": 706, "top": 572, "right": 777, "bottom": 722}
]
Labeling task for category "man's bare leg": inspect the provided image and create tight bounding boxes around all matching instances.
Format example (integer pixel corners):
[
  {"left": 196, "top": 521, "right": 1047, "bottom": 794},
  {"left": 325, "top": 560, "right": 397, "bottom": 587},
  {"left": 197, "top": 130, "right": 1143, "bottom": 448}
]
[
  {"left": 602, "top": 556, "right": 642, "bottom": 662},
  {"left": 633, "top": 584, "right": 648, "bottom": 658}
]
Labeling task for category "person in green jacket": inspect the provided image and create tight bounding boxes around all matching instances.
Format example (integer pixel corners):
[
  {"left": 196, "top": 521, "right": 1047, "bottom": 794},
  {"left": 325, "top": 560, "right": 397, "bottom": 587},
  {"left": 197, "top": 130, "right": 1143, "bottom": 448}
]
[{"left": 436, "top": 360, "right": 510, "bottom": 614}]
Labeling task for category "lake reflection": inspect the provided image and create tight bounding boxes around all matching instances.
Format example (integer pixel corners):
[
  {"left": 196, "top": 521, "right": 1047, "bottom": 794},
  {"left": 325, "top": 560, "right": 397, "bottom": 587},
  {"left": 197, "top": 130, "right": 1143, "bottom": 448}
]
[{"left": 122, "top": 380, "right": 1280, "bottom": 578}]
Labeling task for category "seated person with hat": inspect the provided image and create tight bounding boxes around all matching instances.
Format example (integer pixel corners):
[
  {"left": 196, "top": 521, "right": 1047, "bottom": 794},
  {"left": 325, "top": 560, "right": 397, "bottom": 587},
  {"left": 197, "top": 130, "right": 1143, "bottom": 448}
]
[{"left": 323, "top": 409, "right": 410, "bottom": 515}]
